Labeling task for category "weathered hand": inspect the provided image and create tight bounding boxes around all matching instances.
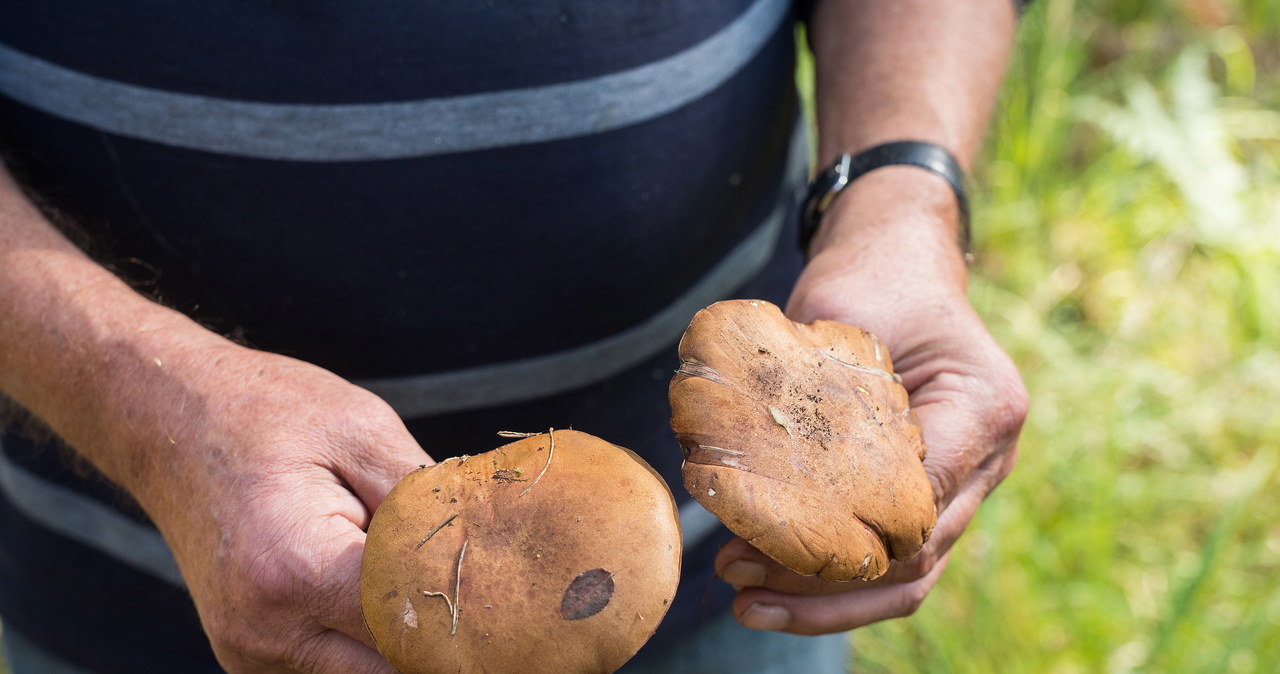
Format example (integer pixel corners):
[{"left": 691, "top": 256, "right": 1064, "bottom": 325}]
[
  {"left": 132, "top": 345, "right": 429, "bottom": 672},
  {"left": 714, "top": 193, "right": 1027, "bottom": 634},
  {"left": 0, "top": 184, "right": 430, "bottom": 672}
]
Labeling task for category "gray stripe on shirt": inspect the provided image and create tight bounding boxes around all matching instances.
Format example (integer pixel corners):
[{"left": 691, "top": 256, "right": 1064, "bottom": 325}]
[
  {"left": 0, "top": 444, "right": 185, "bottom": 587},
  {"left": 0, "top": 0, "right": 790, "bottom": 161},
  {"left": 358, "top": 119, "right": 809, "bottom": 419},
  {"left": 0, "top": 442, "right": 724, "bottom": 590}
]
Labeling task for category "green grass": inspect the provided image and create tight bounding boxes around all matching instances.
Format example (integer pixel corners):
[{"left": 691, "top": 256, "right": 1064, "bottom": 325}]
[{"left": 844, "top": 1, "right": 1280, "bottom": 672}]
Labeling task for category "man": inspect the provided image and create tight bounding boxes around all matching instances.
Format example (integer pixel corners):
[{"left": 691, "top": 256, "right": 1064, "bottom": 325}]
[{"left": 0, "top": 1, "right": 1027, "bottom": 671}]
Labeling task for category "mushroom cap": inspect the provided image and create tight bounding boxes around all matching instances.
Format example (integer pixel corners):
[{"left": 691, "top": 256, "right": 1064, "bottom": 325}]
[
  {"left": 669, "top": 300, "right": 935, "bottom": 581},
  {"left": 360, "top": 430, "right": 681, "bottom": 674}
]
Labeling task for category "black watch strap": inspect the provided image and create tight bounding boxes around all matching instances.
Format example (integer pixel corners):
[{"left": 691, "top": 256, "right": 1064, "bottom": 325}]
[{"left": 798, "top": 140, "right": 971, "bottom": 258}]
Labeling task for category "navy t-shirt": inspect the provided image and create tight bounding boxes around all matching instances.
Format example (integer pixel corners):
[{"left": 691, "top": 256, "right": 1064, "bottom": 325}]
[{"left": 0, "top": 1, "right": 808, "bottom": 670}]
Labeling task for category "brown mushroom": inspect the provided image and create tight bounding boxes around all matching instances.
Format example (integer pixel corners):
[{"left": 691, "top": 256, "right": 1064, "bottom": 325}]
[
  {"left": 360, "top": 429, "right": 681, "bottom": 674},
  {"left": 669, "top": 299, "right": 935, "bottom": 582}
]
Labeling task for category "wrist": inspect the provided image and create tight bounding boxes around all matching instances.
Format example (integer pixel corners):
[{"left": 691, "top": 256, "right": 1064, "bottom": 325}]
[
  {"left": 787, "top": 167, "right": 975, "bottom": 347},
  {"left": 800, "top": 142, "right": 970, "bottom": 257},
  {"left": 805, "top": 166, "right": 970, "bottom": 286}
]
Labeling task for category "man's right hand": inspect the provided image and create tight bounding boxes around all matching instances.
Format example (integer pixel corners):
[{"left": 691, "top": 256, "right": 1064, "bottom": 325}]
[
  {"left": 1, "top": 170, "right": 427, "bottom": 672},
  {"left": 136, "top": 344, "right": 428, "bottom": 673}
]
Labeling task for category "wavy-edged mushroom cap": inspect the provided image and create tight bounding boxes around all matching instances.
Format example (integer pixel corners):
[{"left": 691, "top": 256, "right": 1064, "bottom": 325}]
[
  {"left": 360, "top": 430, "right": 681, "bottom": 674},
  {"left": 669, "top": 299, "right": 935, "bottom": 582}
]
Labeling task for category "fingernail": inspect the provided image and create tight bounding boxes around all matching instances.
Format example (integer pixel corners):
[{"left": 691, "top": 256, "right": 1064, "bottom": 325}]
[
  {"left": 739, "top": 603, "right": 790, "bottom": 631},
  {"left": 720, "top": 560, "right": 766, "bottom": 589}
]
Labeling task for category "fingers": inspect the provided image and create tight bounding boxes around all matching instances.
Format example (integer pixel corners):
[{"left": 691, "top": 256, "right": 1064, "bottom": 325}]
[
  {"left": 713, "top": 444, "right": 1007, "bottom": 592},
  {"left": 212, "top": 617, "right": 392, "bottom": 674},
  {"left": 717, "top": 527, "right": 942, "bottom": 591},
  {"left": 711, "top": 429, "right": 1012, "bottom": 636},
  {"left": 214, "top": 522, "right": 390, "bottom": 673},
  {"left": 293, "top": 631, "right": 395, "bottom": 674},
  {"left": 313, "top": 526, "right": 380, "bottom": 651},
  {"left": 231, "top": 630, "right": 392, "bottom": 674},
  {"left": 715, "top": 538, "right": 853, "bottom": 596},
  {"left": 730, "top": 551, "right": 951, "bottom": 635}
]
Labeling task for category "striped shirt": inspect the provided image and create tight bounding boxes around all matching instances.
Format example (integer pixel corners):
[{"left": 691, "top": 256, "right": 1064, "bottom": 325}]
[{"left": 0, "top": 1, "right": 807, "bottom": 670}]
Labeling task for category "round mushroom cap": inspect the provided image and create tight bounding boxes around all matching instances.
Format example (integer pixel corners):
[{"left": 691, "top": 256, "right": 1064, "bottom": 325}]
[
  {"left": 360, "top": 429, "right": 682, "bottom": 674},
  {"left": 669, "top": 300, "right": 936, "bottom": 581}
]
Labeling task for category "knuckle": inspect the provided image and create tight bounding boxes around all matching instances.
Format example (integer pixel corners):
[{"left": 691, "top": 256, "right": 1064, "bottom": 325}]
[
  {"left": 289, "top": 380, "right": 394, "bottom": 434},
  {"left": 999, "top": 382, "right": 1030, "bottom": 436},
  {"left": 901, "top": 548, "right": 939, "bottom": 581},
  {"left": 897, "top": 598, "right": 923, "bottom": 618},
  {"left": 226, "top": 539, "right": 312, "bottom": 619},
  {"left": 925, "top": 464, "right": 960, "bottom": 507},
  {"left": 286, "top": 633, "right": 330, "bottom": 674},
  {"left": 207, "top": 615, "right": 285, "bottom": 671},
  {"left": 998, "top": 443, "right": 1021, "bottom": 478},
  {"left": 347, "top": 388, "right": 400, "bottom": 423},
  {"left": 318, "top": 390, "right": 413, "bottom": 457},
  {"left": 203, "top": 555, "right": 322, "bottom": 671},
  {"left": 981, "top": 373, "right": 1028, "bottom": 485},
  {"left": 990, "top": 360, "right": 1030, "bottom": 436},
  {"left": 895, "top": 581, "right": 933, "bottom": 618}
]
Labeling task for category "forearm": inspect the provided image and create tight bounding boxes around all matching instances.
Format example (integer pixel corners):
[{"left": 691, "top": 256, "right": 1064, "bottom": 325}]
[
  {"left": 803, "top": 0, "right": 1017, "bottom": 268},
  {"left": 0, "top": 165, "right": 232, "bottom": 504},
  {"left": 2, "top": 162, "right": 427, "bottom": 672}
]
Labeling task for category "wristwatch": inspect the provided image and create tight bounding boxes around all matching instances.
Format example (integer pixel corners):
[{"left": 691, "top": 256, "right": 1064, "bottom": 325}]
[{"left": 798, "top": 140, "right": 972, "bottom": 259}]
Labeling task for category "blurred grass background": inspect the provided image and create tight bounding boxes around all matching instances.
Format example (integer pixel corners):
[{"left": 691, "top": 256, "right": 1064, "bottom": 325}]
[{"left": 841, "top": 0, "right": 1280, "bottom": 672}]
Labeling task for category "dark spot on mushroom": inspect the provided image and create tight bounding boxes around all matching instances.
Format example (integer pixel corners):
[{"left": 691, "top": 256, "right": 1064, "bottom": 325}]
[{"left": 560, "top": 569, "right": 614, "bottom": 620}]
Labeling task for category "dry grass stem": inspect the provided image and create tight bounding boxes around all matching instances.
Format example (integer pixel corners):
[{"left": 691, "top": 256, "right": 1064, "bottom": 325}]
[
  {"left": 519, "top": 428, "right": 555, "bottom": 497},
  {"left": 415, "top": 513, "right": 458, "bottom": 550},
  {"left": 452, "top": 539, "right": 467, "bottom": 635},
  {"left": 496, "top": 430, "right": 541, "bottom": 438},
  {"left": 419, "top": 537, "right": 468, "bottom": 636}
]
